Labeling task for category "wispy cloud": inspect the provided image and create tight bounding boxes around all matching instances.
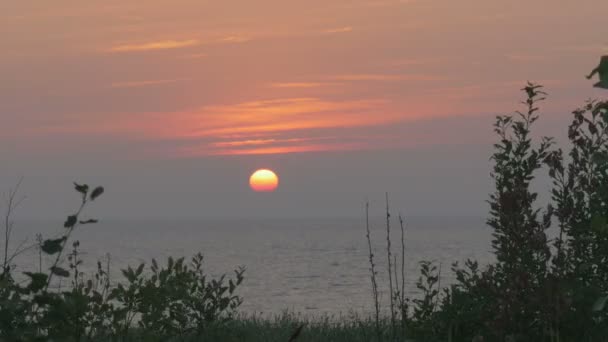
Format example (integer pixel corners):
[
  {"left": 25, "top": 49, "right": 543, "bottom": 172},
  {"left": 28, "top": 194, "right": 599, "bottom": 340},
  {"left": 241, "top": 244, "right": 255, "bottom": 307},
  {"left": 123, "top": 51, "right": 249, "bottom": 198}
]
[
  {"left": 170, "top": 97, "right": 402, "bottom": 155},
  {"left": 109, "top": 39, "right": 200, "bottom": 52},
  {"left": 338, "top": 0, "right": 415, "bottom": 9},
  {"left": 210, "top": 137, "right": 334, "bottom": 148},
  {"left": 46, "top": 97, "right": 405, "bottom": 156},
  {"left": 219, "top": 35, "right": 251, "bottom": 43},
  {"left": 180, "top": 53, "right": 208, "bottom": 59},
  {"left": 183, "top": 98, "right": 393, "bottom": 137},
  {"left": 269, "top": 82, "right": 333, "bottom": 88},
  {"left": 204, "top": 144, "right": 361, "bottom": 156},
  {"left": 177, "top": 136, "right": 362, "bottom": 156},
  {"left": 107, "top": 34, "right": 251, "bottom": 54},
  {"left": 324, "top": 26, "right": 353, "bottom": 34},
  {"left": 268, "top": 73, "right": 443, "bottom": 90},
  {"left": 110, "top": 79, "right": 187, "bottom": 88},
  {"left": 212, "top": 139, "right": 287, "bottom": 147},
  {"left": 331, "top": 74, "right": 445, "bottom": 82}
]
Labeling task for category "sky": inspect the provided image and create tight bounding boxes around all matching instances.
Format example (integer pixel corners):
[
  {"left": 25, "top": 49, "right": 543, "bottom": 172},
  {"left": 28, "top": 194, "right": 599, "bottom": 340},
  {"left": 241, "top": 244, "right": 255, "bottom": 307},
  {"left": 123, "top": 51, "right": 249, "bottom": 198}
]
[{"left": 1, "top": 0, "right": 607, "bottom": 220}]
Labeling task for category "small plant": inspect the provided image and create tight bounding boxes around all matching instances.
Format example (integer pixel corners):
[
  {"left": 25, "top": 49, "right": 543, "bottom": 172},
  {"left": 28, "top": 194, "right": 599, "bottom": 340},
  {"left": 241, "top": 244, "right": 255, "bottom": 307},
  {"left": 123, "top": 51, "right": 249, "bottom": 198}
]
[
  {"left": 112, "top": 253, "right": 245, "bottom": 338},
  {"left": 407, "top": 260, "right": 442, "bottom": 339}
]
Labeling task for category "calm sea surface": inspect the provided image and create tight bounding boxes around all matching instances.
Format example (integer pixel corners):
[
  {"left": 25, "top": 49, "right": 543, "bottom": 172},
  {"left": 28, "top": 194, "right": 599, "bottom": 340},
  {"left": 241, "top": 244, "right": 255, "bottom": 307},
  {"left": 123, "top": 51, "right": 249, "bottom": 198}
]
[{"left": 10, "top": 217, "right": 492, "bottom": 315}]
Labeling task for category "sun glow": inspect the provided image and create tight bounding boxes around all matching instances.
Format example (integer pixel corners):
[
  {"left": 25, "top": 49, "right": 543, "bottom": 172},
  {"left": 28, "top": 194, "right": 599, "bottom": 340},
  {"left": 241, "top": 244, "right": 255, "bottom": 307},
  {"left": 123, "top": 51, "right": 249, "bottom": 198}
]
[{"left": 249, "top": 169, "right": 279, "bottom": 192}]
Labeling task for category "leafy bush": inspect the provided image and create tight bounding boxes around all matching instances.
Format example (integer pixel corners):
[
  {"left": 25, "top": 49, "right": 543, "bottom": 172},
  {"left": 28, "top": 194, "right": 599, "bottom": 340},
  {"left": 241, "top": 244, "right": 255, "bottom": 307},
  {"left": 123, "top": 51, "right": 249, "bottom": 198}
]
[
  {"left": 361, "top": 83, "right": 608, "bottom": 342},
  {"left": 111, "top": 254, "right": 244, "bottom": 338},
  {"left": 400, "top": 84, "right": 608, "bottom": 342},
  {"left": 0, "top": 183, "right": 245, "bottom": 341}
]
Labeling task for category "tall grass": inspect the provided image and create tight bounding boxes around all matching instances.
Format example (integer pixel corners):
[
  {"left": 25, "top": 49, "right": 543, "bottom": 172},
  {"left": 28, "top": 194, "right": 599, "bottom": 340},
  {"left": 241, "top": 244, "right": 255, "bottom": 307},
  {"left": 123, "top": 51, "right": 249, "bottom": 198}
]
[{"left": 192, "top": 312, "right": 399, "bottom": 342}]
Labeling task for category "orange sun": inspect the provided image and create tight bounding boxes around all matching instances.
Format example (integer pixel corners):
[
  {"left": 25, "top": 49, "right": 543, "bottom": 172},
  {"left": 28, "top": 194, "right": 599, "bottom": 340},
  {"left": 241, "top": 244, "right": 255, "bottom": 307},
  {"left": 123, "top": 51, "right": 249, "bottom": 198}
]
[{"left": 249, "top": 169, "right": 279, "bottom": 192}]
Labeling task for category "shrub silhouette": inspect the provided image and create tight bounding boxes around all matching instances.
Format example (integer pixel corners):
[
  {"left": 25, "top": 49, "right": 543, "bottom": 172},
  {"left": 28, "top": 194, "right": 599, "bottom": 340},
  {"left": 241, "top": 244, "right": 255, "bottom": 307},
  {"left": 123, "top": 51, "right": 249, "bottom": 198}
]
[
  {"left": 366, "top": 83, "right": 608, "bottom": 342},
  {"left": 0, "top": 183, "right": 245, "bottom": 341},
  {"left": 423, "top": 84, "right": 606, "bottom": 341}
]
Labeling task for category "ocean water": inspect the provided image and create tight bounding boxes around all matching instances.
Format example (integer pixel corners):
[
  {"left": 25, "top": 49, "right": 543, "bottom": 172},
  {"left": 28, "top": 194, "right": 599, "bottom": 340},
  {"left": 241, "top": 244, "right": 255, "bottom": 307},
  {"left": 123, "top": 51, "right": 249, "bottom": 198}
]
[{"left": 9, "top": 217, "right": 493, "bottom": 315}]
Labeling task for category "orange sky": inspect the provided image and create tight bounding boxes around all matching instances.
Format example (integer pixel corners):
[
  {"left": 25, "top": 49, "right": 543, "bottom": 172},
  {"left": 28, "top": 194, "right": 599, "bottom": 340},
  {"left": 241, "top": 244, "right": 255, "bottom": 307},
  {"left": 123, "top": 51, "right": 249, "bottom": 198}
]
[{"left": 2, "top": 0, "right": 607, "bottom": 156}]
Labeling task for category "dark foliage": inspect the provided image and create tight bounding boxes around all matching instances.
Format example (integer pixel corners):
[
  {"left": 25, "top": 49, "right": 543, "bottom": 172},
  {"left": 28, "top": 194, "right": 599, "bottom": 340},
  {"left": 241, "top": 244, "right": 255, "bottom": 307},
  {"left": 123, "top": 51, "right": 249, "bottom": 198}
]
[
  {"left": 0, "top": 183, "right": 245, "bottom": 341},
  {"left": 399, "top": 84, "right": 608, "bottom": 342}
]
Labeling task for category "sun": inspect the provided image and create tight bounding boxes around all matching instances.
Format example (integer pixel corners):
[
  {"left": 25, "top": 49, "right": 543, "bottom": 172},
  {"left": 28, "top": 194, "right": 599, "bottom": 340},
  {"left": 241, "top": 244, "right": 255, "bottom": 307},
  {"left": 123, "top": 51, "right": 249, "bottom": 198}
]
[{"left": 249, "top": 169, "right": 279, "bottom": 192}]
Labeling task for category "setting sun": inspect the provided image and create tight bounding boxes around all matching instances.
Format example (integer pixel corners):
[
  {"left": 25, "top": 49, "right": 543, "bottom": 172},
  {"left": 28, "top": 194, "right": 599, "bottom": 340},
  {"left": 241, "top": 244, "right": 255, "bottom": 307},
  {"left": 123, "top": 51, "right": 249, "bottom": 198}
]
[{"left": 249, "top": 169, "right": 279, "bottom": 192}]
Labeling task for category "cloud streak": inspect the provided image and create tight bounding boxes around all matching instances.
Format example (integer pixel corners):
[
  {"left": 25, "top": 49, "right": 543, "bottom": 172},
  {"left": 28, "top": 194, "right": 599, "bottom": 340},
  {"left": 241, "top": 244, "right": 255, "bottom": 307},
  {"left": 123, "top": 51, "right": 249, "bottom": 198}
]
[
  {"left": 269, "top": 82, "right": 334, "bottom": 88},
  {"left": 324, "top": 27, "right": 353, "bottom": 34},
  {"left": 39, "top": 97, "right": 408, "bottom": 156},
  {"left": 109, "top": 39, "right": 200, "bottom": 52},
  {"left": 180, "top": 53, "right": 208, "bottom": 59},
  {"left": 330, "top": 74, "right": 445, "bottom": 82},
  {"left": 219, "top": 36, "right": 251, "bottom": 43},
  {"left": 181, "top": 98, "right": 395, "bottom": 138},
  {"left": 110, "top": 79, "right": 187, "bottom": 88}
]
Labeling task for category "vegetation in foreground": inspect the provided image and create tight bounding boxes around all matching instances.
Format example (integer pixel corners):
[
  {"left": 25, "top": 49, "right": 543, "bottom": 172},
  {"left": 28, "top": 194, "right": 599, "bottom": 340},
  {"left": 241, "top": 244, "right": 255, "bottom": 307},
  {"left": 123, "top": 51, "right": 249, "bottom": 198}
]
[
  {"left": 0, "top": 82, "right": 607, "bottom": 341},
  {"left": 362, "top": 83, "right": 608, "bottom": 342}
]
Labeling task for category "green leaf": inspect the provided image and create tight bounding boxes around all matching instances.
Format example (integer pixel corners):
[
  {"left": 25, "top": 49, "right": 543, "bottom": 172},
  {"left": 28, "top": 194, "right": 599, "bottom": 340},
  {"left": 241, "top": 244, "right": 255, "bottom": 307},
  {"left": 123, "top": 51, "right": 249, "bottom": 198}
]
[
  {"left": 73, "top": 182, "right": 89, "bottom": 195},
  {"left": 593, "top": 295, "right": 608, "bottom": 312},
  {"left": 121, "top": 267, "right": 136, "bottom": 282},
  {"left": 41, "top": 238, "right": 65, "bottom": 255},
  {"left": 50, "top": 266, "right": 70, "bottom": 277},
  {"left": 136, "top": 263, "right": 145, "bottom": 276},
  {"left": 64, "top": 215, "right": 77, "bottom": 228},
  {"left": 90, "top": 186, "right": 104, "bottom": 201},
  {"left": 24, "top": 272, "right": 48, "bottom": 292}
]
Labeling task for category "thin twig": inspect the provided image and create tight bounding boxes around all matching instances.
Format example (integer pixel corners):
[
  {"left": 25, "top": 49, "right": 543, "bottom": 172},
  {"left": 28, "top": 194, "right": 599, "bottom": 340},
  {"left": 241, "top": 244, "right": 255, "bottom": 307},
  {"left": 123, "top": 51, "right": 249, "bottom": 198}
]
[
  {"left": 36, "top": 234, "right": 43, "bottom": 273},
  {"left": 399, "top": 213, "right": 407, "bottom": 337},
  {"left": 2, "top": 177, "right": 25, "bottom": 276},
  {"left": 393, "top": 253, "right": 399, "bottom": 304},
  {"left": 6, "top": 229, "right": 67, "bottom": 266},
  {"left": 385, "top": 192, "right": 396, "bottom": 335},
  {"left": 365, "top": 201, "right": 381, "bottom": 341}
]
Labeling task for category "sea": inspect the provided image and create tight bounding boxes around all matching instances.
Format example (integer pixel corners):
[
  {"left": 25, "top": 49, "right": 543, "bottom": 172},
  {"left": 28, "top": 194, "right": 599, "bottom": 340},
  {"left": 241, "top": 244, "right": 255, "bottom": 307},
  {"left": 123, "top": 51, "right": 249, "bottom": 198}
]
[{"left": 8, "top": 216, "right": 493, "bottom": 316}]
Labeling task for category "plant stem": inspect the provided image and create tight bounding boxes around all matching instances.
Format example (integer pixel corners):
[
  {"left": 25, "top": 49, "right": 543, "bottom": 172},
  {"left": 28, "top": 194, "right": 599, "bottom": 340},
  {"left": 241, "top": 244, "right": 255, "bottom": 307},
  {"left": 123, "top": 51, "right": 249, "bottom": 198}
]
[
  {"left": 2, "top": 178, "right": 24, "bottom": 278},
  {"left": 385, "top": 192, "right": 395, "bottom": 335},
  {"left": 365, "top": 201, "right": 381, "bottom": 342},
  {"left": 399, "top": 214, "right": 406, "bottom": 338},
  {"left": 44, "top": 198, "right": 88, "bottom": 290}
]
